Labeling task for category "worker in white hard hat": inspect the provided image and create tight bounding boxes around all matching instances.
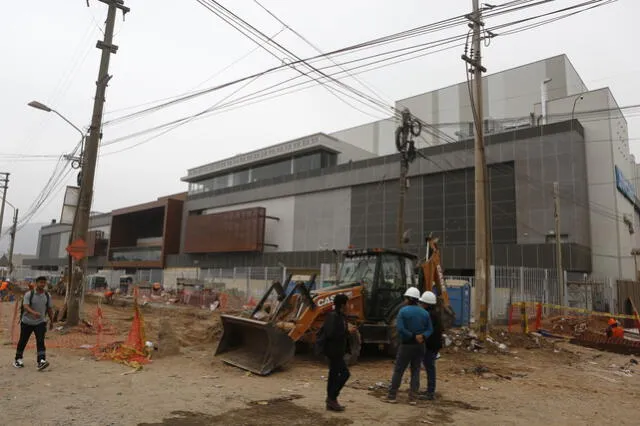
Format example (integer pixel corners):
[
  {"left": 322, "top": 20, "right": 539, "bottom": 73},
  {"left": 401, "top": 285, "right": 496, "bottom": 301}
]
[
  {"left": 384, "top": 286, "right": 433, "bottom": 405},
  {"left": 418, "top": 291, "right": 442, "bottom": 401}
]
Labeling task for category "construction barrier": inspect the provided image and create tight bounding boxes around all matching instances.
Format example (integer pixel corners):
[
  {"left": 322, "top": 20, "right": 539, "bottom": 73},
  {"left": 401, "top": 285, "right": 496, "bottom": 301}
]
[
  {"left": 507, "top": 301, "right": 640, "bottom": 337},
  {"left": 0, "top": 288, "right": 148, "bottom": 367}
]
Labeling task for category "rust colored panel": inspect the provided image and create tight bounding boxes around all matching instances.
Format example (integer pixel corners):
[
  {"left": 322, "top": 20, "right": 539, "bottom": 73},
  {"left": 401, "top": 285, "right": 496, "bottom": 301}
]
[
  {"left": 163, "top": 198, "right": 184, "bottom": 256},
  {"left": 184, "top": 207, "right": 266, "bottom": 253}
]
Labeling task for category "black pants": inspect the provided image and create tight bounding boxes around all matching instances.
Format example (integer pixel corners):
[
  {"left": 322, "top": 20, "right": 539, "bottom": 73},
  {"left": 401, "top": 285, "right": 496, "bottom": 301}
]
[
  {"left": 388, "top": 343, "right": 424, "bottom": 397},
  {"left": 15, "top": 322, "right": 47, "bottom": 362},
  {"left": 327, "top": 355, "right": 350, "bottom": 401},
  {"left": 422, "top": 348, "right": 437, "bottom": 394}
]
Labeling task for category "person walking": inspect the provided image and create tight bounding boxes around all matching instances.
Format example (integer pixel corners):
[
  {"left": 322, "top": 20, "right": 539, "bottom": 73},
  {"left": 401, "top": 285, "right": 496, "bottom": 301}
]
[
  {"left": 418, "top": 291, "right": 443, "bottom": 400},
  {"left": 320, "top": 293, "right": 351, "bottom": 411},
  {"left": 384, "top": 287, "right": 433, "bottom": 404},
  {"left": 14, "top": 276, "right": 54, "bottom": 370}
]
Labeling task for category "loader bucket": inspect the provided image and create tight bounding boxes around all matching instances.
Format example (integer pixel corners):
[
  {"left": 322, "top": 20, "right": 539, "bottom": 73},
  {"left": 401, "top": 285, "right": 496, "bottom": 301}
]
[{"left": 215, "top": 314, "right": 296, "bottom": 376}]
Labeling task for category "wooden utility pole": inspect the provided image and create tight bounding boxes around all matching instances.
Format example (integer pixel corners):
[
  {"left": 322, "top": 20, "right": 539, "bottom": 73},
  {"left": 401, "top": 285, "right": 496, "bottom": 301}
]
[
  {"left": 553, "top": 182, "right": 564, "bottom": 304},
  {"left": 0, "top": 173, "right": 9, "bottom": 240},
  {"left": 8, "top": 209, "right": 18, "bottom": 276},
  {"left": 463, "top": 0, "right": 491, "bottom": 337},
  {"left": 66, "top": 0, "right": 129, "bottom": 326},
  {"left": 395, "top": 108, "right": 421, "bottom": 251}
]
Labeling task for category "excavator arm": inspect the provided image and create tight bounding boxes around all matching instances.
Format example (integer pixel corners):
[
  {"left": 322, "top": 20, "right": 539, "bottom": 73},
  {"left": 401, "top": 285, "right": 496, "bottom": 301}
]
[{"left": 420, "top": 234, "right": 456, "bottom": 329}]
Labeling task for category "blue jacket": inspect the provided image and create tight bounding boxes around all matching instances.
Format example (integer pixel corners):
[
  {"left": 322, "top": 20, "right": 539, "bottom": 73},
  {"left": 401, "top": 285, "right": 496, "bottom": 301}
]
[{"left": 396, "top": 304, "right": 433, "bottom": 344}]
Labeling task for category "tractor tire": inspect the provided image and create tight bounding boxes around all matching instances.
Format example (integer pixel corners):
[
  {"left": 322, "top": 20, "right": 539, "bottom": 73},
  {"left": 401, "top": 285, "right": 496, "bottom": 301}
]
[
  {"left": 344, "top": 330, "right": 362, "bottom": 366},
  {"left": 386, "top": 315, "right": 400, "bottom": 358}
]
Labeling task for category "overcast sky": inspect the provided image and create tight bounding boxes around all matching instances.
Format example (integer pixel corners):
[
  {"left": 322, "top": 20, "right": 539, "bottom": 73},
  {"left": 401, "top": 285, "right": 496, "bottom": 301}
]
[{"left": 1, "top": 0, "right": 638, "bottom": 239}]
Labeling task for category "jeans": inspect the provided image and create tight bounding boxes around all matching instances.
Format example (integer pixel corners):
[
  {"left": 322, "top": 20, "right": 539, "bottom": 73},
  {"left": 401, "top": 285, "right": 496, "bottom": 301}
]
[
  {"left": 15, "top": 322, "right": 47, "bottom": 362},
  {"left": 327, "top": 355, "right": 350, "bottom": 401},
  {"left": 388, "top": 343, "right": 425, "bottom": 397},
  {"left": 422, "top": 348, "right": 437, "bottom": 394}
]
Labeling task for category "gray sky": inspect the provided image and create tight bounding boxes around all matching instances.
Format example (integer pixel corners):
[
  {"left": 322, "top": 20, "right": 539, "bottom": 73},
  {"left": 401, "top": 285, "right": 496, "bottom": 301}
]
[{"left": 1, "top": 0, "right": 638, "bottom": 236}]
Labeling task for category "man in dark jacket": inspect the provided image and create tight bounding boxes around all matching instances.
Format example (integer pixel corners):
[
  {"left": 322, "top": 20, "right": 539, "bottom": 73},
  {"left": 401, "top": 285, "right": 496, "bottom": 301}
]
[
  {"left": 419, "top": 291, "right": 442, "bottom": 400},
  {"left": 321, "top": 293, "right": 351, "bottom": 412}
]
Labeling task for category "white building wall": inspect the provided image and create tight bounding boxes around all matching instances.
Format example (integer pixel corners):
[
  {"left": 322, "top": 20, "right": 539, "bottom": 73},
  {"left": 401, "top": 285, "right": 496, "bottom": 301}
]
[
  {"left": 394, "top": 55, "right": 577, "bottom": 147},
  {"left": 292, "top": 188, "right": 351, "bottom": 251},
  {"left": 202, "top": 197, "right": 295, "bottom": 252},
  {"left": 330, "top": 119, "right": 394, "bottom": 156},
  {"left": 539, "top": 88, "right": 634, "bottom": 279}
]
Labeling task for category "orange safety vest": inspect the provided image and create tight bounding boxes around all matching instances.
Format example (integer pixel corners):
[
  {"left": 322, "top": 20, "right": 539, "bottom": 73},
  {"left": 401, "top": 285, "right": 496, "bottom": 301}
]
[
  {"left": 0, "top": 282, "right": 8, "bottom": 291},
  {"left": 612, "top": 326, "right": 624, "bottom": 339}
]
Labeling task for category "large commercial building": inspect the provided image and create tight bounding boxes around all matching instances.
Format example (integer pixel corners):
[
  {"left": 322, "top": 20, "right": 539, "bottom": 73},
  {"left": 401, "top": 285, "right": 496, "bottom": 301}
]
[{"left": 25, "top": 55, "right": 639, "bottom": 281}]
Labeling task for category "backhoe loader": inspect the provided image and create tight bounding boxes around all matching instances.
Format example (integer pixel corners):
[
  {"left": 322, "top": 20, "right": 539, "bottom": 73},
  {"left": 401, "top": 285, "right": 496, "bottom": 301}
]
[{"left": 215, "top": 235, "right": 456, "bottom": 375}]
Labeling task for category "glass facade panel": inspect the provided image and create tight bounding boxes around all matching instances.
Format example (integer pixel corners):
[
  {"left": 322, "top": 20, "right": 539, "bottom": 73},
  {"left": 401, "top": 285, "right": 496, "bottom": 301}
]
[
  {"left": 293, "top": 153, "right": 321, "bottom": 173},
  {"left": 110, "top": 247, "right": 162, "bottom": 262},
  {"left": 251, "top": 159, "right": 291, "bottom": 182},
  {"left": 187, "top": 149, "right": 337, "bottom": 194},
  {"left": 233, "top": 169, "right": 250, "bottom": 186}
]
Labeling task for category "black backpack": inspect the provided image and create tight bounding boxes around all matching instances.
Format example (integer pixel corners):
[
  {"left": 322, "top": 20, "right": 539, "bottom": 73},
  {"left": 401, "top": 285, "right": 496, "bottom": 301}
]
[{"left": 19, "top": 290, "right": 50, "bottom": 324}]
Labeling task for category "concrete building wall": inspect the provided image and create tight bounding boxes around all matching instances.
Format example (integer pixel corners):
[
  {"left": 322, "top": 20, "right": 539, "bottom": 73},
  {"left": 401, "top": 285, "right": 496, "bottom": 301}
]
[
  {"left": 202, "top": 197, "right": 295, "bottom": 252},
  {"left": 538, "top": 88, "right": 633, "bottom": 278},
  {"left": 330, "top": 119, "right": 395, "bottom": 156},
  {"left": 394, "top": 55, "right": 578, "bottom": 148},
  {"left": 292, "top": 188, "right": 351, "bottom": 251}
]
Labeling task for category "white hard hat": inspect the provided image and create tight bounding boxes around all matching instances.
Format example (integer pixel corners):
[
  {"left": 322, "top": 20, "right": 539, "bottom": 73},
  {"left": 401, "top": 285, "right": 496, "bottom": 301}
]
[
  {"left": 420, "top": 291, "right": 437, "bottom": 305},
  {"left": 404, "top": 287, "right": 421, "bottom": 299}
]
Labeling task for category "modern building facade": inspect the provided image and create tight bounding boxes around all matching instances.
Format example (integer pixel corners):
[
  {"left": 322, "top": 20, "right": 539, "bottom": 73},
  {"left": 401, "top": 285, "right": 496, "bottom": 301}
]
[{"left": 25, "top": 55, "right": 638, "bottom": 281}]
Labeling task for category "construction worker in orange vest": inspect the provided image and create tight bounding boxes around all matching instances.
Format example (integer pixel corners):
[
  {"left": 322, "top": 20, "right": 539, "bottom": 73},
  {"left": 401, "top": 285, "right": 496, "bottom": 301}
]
[{"left": 606, "top": 318, "right": 624, "bottom": 339}]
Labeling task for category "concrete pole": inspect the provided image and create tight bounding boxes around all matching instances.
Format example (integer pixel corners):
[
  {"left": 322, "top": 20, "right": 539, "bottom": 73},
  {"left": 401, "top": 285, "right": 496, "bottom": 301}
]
[
  {"left": 66, "top": 0, "right": 129, "bottom": 326},
  {"left": 553, "top": 182, "right": 564, "bottom": 304},
  {"left": 8, "top": 209, "right": 18, "bottom": 276},
  {"left": 0, "top": 173, "right": 9, "bottom": 242},
  {"left": 466, "top": 0, "right": 491, "bottom": 337}
]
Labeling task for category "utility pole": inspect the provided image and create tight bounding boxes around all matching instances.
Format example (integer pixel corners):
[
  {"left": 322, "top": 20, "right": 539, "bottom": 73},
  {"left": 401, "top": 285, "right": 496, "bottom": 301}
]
[
  {"left": 66, "top": 0, "right": 129, "bottom": 326},
  {"left": 8, "top": 209, "right": 18, "bottom": 277},
  {"left": 463, "top": 0, "right": 491, "bottom": 338},
  {"left": 0, "top": 173, "right": 9, "bottom": 241},
  {"left": 395, "top": 108, "right": 421, "bottom": 250},
  {"left": 553, "top": 182, "right": 564, "bottom": 304}
]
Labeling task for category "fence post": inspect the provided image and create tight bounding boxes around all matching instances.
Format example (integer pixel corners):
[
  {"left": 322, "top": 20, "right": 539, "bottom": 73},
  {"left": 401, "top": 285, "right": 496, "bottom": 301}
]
[
  {"left": 520, "top": 302, "right": 529, "bottom": 334},
  {"left": 519, "top": 266, "right": 525, "bottom": 302},
  {"left": 246, "top": 267, "right": 252, "bottom": 304},
  {"left": 543, "top": 268, "right": 550, "bottom": 318},
  {"left": 489, "top": 265, "right": 495, "bottom": 323},
  {"left": 281, "top": 267, "right": 287, "bottom": 286},
  {"left": 535, "top": 302, "right": 542, "bottom": 330},
  {"left": 264, "top": 266, "right": 268, "bottom": 291},
  {"left": 563, "top": 270, "right": 568, "bottom": 306}
]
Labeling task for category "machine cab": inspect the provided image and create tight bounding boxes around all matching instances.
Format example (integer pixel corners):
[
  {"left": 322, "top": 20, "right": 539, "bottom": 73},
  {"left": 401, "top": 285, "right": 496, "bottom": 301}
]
[{"left": 337, "top": 249, "right": 417, "bottom": 320}]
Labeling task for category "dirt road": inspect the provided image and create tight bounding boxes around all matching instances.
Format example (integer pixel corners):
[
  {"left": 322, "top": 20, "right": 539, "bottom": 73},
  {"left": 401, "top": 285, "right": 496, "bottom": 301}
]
[{"left": 1, "top": 300, "right": 639, "bottom": 425}]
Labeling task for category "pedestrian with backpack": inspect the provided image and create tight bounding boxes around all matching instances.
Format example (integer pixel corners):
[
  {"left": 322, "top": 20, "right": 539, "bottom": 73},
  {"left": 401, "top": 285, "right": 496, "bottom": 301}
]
[
  {"left": 14, "top": 276, "right": 53, "bottom": 370},
  {"left": 317, "top": 293, "right": 351, "bottom": 412}
]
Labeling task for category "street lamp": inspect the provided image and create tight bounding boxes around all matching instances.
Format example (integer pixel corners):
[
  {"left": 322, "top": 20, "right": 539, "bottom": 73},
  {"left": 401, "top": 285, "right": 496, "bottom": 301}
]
[
  {"left": 28, "top": 101, "right": 85, "bottom": 139},
  {"left": 571, "top": 94, "right": 584, "bottom": 122}
]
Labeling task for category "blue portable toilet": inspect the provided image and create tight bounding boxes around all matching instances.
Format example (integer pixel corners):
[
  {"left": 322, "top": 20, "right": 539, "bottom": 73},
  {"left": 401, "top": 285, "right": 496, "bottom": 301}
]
[{"left": 446, "top": 283, "right": 471, "bottom": 327}]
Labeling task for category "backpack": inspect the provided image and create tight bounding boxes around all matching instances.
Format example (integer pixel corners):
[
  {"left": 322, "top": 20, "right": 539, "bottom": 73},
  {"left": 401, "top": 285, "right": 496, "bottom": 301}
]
[{"left": 19, "top": 290, "right": 50, "bottom": 324}]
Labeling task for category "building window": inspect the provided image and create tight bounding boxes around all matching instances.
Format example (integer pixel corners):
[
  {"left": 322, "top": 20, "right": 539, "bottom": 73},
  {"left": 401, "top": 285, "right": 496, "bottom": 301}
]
[
  {"left": 251, "top": 159, "right": 291, "bottom": 182},
  {"left": 293, "top": 153, "right": 322, "bottom": 173},
  {"left": 322, "top": 152, "right": 337, "bottom": 168},
  {"left": 233, "top": 169, "right": 250, "bottom": 186}
]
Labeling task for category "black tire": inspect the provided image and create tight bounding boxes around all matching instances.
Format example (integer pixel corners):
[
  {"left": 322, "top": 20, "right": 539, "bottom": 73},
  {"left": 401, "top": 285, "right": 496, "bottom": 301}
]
[
  {"left": 344, "top": 330, "right": 362, "bottom": 366},
  {"left": 386, "top": 315, "right": 400, "bottom": 357}
]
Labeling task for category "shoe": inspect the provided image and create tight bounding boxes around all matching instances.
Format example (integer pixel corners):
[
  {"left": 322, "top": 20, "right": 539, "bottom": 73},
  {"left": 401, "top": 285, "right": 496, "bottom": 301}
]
[
  {"left": 37, "top": 360, "right": 50, "bottom": 371},
  {"left": 435, "top": 353, "right": 441, "bottom": 360},
  {"left": 326, "top": 399, "right": 345, "bottom": 412},
  {"left": 419, "top": 392, "right": 435, "bottom": 401},
  {"left": 13, "top": 359, "right": 24, "bottom": 369},
  {"left": 408, "top": 393, "right": 418, "bottom": 405},
  {"left": 382, "top": 395, "right": 397, "bottom": 404}
]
